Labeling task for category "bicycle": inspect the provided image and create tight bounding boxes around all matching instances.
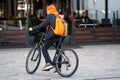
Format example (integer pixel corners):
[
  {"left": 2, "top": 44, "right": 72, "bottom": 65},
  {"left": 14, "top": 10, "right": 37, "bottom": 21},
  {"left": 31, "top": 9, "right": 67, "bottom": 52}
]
[{"left": 25, "top": 32, "right": 79, "bottom": 77}]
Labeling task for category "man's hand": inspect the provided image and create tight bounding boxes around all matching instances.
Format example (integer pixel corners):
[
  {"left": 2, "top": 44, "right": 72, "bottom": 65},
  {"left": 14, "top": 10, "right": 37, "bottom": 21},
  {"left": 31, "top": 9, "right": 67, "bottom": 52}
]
[
  {"left": 29, "top": 27, "right": 33, "bottom": 31},
  {"left": 0, "top": 28, "right": 2, "bottom": 30}
]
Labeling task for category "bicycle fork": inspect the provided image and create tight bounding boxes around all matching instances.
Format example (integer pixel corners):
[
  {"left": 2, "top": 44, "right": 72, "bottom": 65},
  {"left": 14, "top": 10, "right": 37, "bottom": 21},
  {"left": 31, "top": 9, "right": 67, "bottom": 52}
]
[{"left": 31, "top": 44, "right": 41, "bottom": 61}]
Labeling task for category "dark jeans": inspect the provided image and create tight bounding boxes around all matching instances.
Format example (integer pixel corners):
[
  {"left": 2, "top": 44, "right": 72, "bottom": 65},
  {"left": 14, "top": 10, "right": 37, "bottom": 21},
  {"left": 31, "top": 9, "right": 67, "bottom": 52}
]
[{"left": 42, "top": 37, "right": 60, "bottom": 63}]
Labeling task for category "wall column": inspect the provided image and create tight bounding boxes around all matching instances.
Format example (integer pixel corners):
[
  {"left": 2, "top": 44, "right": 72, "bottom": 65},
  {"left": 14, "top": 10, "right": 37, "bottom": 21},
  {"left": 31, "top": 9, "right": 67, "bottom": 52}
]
[
  {"left": 105, "top": 0, "right": 108, "bottom": 19},
  {"left": 43, "top": 0, "right": 46, "bottom": 18}
]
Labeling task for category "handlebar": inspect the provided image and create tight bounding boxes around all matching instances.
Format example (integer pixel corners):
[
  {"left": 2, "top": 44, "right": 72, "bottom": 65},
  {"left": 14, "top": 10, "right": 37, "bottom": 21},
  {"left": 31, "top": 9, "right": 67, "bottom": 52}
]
[{"left": 29, "top": 28, "right": 65, "bottom": 47}]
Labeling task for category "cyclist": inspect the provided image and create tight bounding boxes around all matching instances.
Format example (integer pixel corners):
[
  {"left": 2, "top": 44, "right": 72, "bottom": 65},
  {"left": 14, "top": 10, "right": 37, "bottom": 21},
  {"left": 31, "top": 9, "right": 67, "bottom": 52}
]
[{"left": 29, "top": 4, "right": 62, "bottom": 72}]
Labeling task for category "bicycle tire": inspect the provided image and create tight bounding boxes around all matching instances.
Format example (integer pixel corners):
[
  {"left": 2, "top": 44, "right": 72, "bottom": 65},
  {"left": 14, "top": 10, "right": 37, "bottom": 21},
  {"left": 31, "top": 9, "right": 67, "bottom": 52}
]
[
  {"left": 55, "top": 49, "right": 79, "bottom": 77},
  {"left": 26, "top": 46, "right": 41, "bottom": 74}
]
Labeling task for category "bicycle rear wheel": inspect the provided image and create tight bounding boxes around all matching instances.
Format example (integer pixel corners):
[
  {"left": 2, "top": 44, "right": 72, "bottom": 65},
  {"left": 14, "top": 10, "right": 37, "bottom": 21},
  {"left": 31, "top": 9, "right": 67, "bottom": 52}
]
[
  {"left": 55, "top": 49, "right": 79, "bottom": 77},
  {"left": 26, "top": 45, "right": 41, "bottom": 74}
]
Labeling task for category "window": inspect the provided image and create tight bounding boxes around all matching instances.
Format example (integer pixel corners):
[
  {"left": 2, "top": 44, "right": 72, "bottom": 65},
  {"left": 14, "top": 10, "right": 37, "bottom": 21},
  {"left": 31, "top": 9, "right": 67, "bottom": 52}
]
[{"left": 0, "top": 1, "right": 4, "bottom": 19}]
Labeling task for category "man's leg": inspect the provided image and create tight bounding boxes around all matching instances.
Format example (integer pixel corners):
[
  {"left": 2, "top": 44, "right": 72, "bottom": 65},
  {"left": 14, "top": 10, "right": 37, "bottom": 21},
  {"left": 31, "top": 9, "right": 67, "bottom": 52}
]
[
  {"left": 42, "top": 40, "right": 52, "bottom": 63},
  {"left": 42, "top": 37, "right": 59, "bottom": 70}
]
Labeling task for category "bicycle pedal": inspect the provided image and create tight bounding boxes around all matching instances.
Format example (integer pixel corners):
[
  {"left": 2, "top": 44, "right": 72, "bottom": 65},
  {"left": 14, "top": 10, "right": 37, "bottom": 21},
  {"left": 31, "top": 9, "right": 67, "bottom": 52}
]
[{"left": 42, "top": 69, "right": 50, "bottom": 71}]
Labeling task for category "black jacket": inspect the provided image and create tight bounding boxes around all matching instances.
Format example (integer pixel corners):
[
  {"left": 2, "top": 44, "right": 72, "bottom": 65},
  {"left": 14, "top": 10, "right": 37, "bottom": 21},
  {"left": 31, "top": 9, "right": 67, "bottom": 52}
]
[{"left": 32, "top": 14, "right": 60, "bottom": 39}]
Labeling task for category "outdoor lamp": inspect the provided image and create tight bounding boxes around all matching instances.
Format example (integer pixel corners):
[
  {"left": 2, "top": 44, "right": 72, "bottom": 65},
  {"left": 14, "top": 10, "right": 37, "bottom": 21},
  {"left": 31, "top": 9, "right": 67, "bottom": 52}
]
[{"left": 93, "top": 0, "right": 97, "bottom": 3}]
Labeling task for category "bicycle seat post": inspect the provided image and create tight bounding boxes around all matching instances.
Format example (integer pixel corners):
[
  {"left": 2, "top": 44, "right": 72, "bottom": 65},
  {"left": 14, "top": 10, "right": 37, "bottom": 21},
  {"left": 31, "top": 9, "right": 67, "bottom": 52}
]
[{"left": 56, "top": 37, "right": 63, "bottom": 49}]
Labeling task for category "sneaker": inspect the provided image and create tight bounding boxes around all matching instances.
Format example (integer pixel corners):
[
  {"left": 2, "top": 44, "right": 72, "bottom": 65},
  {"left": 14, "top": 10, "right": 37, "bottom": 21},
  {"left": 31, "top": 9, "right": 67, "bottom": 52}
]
[
  {"left": 53, "top": 70, "right": 58, "bottom": 75},
  {"left": 42, "top": 63, "right": 53, "bottom": 71}
]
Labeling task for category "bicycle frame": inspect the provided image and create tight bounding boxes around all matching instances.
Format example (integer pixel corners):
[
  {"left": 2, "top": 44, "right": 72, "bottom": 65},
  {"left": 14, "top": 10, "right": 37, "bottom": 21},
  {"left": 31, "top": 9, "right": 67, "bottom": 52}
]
[
  {"left": 32, "top": 32, "right": 63, "bottom": 61},
  {"left": 33, "top": 32, "right": 70, "bottom": 66}
]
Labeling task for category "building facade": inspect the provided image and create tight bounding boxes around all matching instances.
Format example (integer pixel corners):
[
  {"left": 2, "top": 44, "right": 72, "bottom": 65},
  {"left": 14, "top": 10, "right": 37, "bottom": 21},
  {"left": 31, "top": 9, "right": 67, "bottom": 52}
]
[
  {"left": 0, "top": 0, "right": 120, "bottom": 45},
  {"left": 73, "top": 0, "right": 120, "bottom": 22},
  {"left": 0, "top": 0, "right": 120, "bottom": 25}
]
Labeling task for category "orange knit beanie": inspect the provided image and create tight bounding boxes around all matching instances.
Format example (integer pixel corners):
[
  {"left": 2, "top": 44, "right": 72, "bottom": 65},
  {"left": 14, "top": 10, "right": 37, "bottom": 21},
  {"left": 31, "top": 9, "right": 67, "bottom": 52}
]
[
  {"left": 47, "top": 5, "right": 57, "bottom": 12},
  {"left": 46, "top": 5, "right": 59, "bottom": 16}
]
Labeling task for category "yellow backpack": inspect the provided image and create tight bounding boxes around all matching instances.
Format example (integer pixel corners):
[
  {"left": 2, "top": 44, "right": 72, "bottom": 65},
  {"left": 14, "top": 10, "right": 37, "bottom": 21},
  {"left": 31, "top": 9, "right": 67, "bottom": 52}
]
[{"left": 50, "top": 16, "right": 68, "bottom": 36}]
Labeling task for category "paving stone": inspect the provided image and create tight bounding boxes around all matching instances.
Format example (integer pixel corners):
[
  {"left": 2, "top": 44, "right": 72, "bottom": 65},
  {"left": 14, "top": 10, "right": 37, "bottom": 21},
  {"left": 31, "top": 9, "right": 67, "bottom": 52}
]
[{"left": 0, "top": 44, "right": 120, "bottom": 80}]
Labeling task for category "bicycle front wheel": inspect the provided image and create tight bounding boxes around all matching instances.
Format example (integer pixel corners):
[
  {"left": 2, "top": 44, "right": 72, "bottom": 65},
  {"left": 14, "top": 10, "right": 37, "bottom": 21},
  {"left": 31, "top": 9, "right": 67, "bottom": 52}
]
[
  {"left": 55, "top": 49, "right": 79, "bottom": 77},
  {"left": 26, "top": 46, "right": 41, "bottom": 74}
]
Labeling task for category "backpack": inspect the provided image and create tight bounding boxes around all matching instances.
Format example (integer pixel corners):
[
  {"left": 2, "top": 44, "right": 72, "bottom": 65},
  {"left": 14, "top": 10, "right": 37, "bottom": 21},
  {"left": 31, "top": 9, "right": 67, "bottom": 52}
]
[{"left": 50, "top": 16, "right": 68, "bottom": 36}]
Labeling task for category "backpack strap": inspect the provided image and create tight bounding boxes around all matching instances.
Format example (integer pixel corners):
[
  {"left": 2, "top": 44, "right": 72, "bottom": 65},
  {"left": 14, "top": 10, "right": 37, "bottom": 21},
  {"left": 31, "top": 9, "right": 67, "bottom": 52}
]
[{"left": 46, "top": 23, "right": 54, "bottom": 31}]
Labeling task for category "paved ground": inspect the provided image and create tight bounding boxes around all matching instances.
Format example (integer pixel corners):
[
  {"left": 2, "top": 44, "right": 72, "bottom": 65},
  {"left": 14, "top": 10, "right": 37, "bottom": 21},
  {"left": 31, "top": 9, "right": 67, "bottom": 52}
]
[{"left": 0, "top": 43, "right": 120, "bottom": 80}]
